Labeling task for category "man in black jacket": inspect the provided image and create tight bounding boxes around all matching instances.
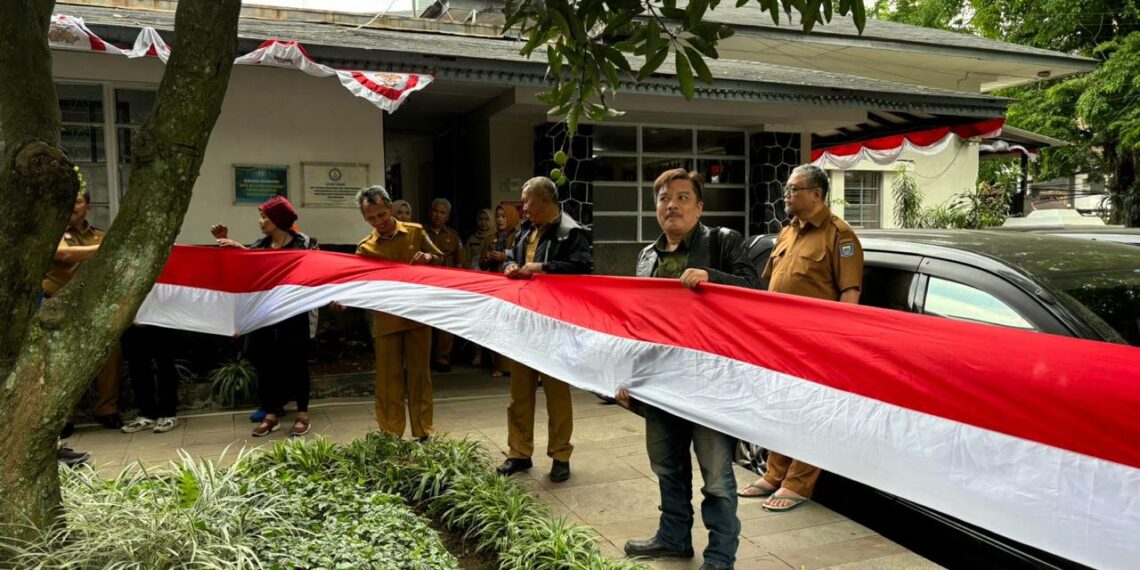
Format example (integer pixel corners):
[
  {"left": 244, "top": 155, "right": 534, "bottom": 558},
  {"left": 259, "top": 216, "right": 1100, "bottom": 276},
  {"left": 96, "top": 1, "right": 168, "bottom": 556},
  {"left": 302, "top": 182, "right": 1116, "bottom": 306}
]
[
  {"left": 618, "top": 169, "right": 759, "bottom": 570},
  {"left": 497, "top": 176, "right": 593, "bottom": 483}
]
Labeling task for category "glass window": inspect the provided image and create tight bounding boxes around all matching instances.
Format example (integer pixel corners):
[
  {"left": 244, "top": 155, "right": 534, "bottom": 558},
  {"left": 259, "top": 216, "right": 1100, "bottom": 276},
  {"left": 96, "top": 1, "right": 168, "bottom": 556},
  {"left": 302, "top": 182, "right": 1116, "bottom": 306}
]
[
  {"left": 57, "top": 84, "right": 104, "bottom": 124},
  {"left": 924, "top": 277, "right": 1035, "bottom": 329},
  {"left": 590, "top": 156, "right": 638, "bottom": 182},
  {"left": 844, "top": 171, "right": 882, "bottom": 228},
  {"left": 643, "top": 127, "right": 691, "bottom": 154},
  {"left": 594, "top": 185, "right": 638, "bottom": 212},
  {"left": 592, "top": 125, "right": 637, "bottom": 154},
  {"left": 594, "top": 215, "right": 639, "bottom": 241},
  {"left": 115, "top": 89, "right": 157, "bottom": 199},
  {"left": 587, "top": 125, "right": 747, "bottom": 242},
  {"left": 697, "top": 130, "right": 745, "bottom": 156}
]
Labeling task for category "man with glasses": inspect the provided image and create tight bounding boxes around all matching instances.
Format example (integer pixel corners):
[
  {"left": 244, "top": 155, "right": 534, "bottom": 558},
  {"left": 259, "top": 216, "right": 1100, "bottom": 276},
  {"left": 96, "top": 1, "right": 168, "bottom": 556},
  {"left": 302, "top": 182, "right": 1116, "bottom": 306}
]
[{"left": 736, "top": 164, "right": 864, "bottom": 512}]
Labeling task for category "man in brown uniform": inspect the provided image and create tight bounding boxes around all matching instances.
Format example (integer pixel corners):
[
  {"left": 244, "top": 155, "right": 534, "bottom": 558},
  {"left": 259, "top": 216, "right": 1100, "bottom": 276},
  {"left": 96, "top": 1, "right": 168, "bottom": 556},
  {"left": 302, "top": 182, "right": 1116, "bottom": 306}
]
[
  {"left": 354, "top": 185, "right": 444, "bottom": 440},
  {"left": 425, "top": 197, "right": 464, "bottom": 372},
  {"left": 43, "top": 189, "right": 123, "bottom": 430},
  {"left": 737, "top": 164, "right": 863, "bottom": 513},
  {"left": 496, "top": 177, "right": 593, "bottom": 483}
]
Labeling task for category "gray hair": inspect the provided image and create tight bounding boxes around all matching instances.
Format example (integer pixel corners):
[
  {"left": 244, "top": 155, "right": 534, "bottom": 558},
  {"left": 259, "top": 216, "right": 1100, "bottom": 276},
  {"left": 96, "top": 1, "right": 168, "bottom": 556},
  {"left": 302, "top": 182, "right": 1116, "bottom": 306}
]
[
  {"left": 791, "top": 164, "right": 830, "bottom": 200},
  {"left": 356, "top": 185, "right": 392, "bottom": 210},
  {"left": 523, "top": 176, "right": 558, "bottom": 202},
  {"left": 430, "top": 197, "right": 452, "bottom": 212}
]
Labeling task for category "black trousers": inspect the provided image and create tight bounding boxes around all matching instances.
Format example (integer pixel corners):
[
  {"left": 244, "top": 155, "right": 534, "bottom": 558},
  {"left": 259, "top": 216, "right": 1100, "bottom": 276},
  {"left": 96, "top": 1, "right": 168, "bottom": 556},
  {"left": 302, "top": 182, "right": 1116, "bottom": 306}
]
[
  {"left": 247, "top": 313, "right": 311, "bottom": 413},
  {"left": 122, "top": 325, "right": 179, "bottom": 419}
]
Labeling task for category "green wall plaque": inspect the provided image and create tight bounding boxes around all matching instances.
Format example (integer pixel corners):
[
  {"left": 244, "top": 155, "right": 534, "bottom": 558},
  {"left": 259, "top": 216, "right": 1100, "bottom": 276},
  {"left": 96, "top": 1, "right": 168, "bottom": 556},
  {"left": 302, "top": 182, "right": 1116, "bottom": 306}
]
[{"left": 234, "top": 165, "right": 288, "bottom": 204}]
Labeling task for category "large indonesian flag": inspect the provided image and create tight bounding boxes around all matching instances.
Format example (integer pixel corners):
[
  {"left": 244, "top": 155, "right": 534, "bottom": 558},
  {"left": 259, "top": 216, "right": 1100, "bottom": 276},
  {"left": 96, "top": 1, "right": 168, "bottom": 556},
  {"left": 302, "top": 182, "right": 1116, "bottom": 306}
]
[{"left": 136, "top": 246, "right": 1140, "bottom": 570}]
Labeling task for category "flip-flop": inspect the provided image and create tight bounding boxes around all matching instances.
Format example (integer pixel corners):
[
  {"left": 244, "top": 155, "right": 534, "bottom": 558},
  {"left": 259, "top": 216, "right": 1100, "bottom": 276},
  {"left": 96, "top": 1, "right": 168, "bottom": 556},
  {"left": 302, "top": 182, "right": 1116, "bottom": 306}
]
[
  {"left": 762, "top": 495, "right": 810, "bottom": 512},
  {"left": 737, "top": 482, "right": 776, "bottom": 498}
]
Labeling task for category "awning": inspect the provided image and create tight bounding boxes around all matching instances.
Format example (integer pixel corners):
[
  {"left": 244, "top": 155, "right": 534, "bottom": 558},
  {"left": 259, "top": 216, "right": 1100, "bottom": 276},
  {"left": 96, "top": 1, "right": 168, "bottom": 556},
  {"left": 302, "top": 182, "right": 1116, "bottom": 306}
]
[
  {"left": 48, "top": 14, "right": 432, "bottom": 113},
  {"left": 811, "top": 117, "right": 1005, "bottom": 169},
  {"left": 980, "top": 125, "right": 1068, "bottom": 162}
]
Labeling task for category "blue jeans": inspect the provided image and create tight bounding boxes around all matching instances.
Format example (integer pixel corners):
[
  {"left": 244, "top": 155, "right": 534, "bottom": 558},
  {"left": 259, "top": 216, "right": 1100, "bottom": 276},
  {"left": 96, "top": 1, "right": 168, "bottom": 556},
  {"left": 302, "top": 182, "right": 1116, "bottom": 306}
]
[{"left": 645, "top": 405, "right": 740, "bottom": 566}]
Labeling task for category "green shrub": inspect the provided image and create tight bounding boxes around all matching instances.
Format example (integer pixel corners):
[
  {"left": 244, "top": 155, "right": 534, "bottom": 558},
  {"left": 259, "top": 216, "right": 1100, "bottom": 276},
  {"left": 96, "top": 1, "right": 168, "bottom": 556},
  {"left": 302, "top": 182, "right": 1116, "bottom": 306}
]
[
  {"left": 209, "top": 356, "right": 257, "bottom": 407},
  {"left": 2, "top": 450, "right": 283, "bottom": 569}
]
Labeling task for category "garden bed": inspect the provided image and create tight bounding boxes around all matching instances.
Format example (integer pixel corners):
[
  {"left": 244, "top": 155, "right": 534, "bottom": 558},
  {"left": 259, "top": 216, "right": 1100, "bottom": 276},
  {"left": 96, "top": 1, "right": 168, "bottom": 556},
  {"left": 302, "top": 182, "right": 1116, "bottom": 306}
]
[{"left": 3, "top": 434, "right": 648, "bottom": 570}]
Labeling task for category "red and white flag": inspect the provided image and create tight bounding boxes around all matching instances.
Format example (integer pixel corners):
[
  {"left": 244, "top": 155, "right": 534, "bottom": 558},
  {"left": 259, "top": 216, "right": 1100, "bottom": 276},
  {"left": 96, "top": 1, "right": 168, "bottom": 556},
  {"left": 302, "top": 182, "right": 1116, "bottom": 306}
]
[{"left": 135, "top": 246, "right": 1140, "bottom": 570}]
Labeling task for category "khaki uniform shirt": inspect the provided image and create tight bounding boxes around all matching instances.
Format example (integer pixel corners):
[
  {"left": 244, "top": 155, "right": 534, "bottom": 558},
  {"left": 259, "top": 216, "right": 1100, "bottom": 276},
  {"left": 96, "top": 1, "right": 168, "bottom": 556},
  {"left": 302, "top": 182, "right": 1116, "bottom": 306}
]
[
  {"left": 356, "top": 221, "right": 443, "bottom": 336},
  {"left": 762, "top": 207, "right": 863, "bottom": 301},
  {"left": 42, "top": 222, "right": 105, "bottom": 296},
  {"left": 426, "top": 225, "right": 464, "bottom": 268}
]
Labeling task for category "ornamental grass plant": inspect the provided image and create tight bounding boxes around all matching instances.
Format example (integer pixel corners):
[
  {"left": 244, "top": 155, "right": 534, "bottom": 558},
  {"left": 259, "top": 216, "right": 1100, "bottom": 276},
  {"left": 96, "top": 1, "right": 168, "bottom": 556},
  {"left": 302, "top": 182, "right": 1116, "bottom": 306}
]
[{"left": 3, "top": 434, "right": 647, "bottom": 570}]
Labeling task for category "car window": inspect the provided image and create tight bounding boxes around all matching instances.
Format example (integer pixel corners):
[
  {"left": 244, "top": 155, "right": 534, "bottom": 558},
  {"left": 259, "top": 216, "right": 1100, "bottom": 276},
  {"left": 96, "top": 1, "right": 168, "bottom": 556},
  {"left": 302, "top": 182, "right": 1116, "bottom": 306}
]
[
  {"left": 923, "top": 277, "right": 1036, "bottom": 330},
  {"left": 861, "top": 267, "right": 915, "bottom": 312}
]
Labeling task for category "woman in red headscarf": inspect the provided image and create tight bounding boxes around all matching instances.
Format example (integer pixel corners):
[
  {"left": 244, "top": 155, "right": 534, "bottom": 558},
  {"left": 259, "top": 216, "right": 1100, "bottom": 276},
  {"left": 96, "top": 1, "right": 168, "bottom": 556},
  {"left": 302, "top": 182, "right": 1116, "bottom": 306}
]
[{"left": 210, "top": 196, "right": 318, "bottom": 438}]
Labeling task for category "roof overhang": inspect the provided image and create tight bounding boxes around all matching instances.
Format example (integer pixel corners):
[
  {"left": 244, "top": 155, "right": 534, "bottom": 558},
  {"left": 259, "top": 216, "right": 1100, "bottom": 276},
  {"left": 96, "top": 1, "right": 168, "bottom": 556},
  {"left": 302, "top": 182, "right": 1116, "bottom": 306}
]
[{"left": 58, "top": 2, "right": 1007, "bottom": 121}]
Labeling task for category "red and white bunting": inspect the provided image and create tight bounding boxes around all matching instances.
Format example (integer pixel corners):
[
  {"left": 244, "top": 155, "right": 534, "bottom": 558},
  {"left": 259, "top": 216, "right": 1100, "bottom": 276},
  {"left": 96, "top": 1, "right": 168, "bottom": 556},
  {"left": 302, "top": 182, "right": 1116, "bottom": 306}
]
[
  {"left": 135, "top": 246, "right": 1140, "bottom": 570},
  {"left": 48, "top": 16, "right": 432, "bottom": 113},
  {"left": 812, "top": 118, "right": 1006, "bottom": 169},
  {"left": 48, "top": 14, "right": 123, "bottom": 55},
  {"left": 125, "top": 26, "right": 171, "bottom": 63}
]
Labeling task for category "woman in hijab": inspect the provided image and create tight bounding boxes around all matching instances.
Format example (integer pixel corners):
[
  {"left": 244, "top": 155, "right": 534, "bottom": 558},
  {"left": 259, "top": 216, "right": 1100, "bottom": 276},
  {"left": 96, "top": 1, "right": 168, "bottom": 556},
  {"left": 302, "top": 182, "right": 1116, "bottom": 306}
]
[
  {"left": 210, "top": 196, "right": 317, "bottom": 438},
  {"left": 463, "top": 209, "right": 497, "bottom": 270},
  {"left": 392, "top": 200, "right": 413, "bottom": 223},
  {"left": 479, "top": 202, "right": 521, "bottom": 377}
]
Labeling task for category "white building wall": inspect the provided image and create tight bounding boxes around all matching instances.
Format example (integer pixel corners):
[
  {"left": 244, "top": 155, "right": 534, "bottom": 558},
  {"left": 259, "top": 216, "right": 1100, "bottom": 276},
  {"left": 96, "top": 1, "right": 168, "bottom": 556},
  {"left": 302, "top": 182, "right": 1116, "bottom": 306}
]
[
  {"left": 52, "top": 50, "right": 385, "bottom": 246},
  {"left": 826, "top": 137, "right": 979, "bottom": 228}
]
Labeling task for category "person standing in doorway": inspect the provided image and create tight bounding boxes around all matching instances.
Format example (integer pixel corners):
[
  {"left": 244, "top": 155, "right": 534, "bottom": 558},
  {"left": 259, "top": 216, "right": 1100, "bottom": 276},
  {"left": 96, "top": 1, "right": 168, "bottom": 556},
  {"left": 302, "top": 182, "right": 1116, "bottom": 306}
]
[
  {"left": 481, "top": 202, "right": 522, "bottom": 377},
  {"left": 424, "top": 198, "right": 464, "bottom": 372},
  {"left": 393, "top": 199, "right": 413, "bottom": 223}
]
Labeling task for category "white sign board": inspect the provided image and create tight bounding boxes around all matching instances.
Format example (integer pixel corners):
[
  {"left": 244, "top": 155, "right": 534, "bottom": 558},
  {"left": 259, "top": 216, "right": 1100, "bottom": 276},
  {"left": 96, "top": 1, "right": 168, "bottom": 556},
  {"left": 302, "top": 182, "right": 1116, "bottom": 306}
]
[{"left": 302, "top": 162, "right": 369, "bottom": 208}]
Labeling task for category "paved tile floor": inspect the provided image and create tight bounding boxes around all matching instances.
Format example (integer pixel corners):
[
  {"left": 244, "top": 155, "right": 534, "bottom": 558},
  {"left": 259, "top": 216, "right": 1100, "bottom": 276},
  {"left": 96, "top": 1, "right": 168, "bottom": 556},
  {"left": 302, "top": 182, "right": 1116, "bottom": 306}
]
[{"left": 64, "top": 368, "right": 940, "bottom": 570}]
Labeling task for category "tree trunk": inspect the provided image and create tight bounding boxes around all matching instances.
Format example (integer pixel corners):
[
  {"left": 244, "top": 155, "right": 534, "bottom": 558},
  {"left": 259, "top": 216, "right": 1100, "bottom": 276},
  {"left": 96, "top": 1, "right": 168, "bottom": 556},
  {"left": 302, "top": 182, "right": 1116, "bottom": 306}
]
[{"left": 0, "top": 0, "right": 241, "bottom": 548}]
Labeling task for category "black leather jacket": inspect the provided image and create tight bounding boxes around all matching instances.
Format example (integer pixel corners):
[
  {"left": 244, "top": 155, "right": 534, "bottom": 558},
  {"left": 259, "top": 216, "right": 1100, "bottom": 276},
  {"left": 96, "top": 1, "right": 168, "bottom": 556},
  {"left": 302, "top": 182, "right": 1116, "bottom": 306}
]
[
  {"left": 636, "top": 223, "right": 760, "bottom": 289},
  {"left": 507, "top": 211, "right": 593, "bottom": 274}
]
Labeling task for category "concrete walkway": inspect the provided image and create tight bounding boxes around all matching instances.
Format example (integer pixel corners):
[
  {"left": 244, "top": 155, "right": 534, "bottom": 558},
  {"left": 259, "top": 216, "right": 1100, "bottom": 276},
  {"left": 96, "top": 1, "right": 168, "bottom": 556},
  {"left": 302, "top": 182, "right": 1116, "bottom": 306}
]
[{"left": 64, "top": 368, "right": 939, "bottom": 570}]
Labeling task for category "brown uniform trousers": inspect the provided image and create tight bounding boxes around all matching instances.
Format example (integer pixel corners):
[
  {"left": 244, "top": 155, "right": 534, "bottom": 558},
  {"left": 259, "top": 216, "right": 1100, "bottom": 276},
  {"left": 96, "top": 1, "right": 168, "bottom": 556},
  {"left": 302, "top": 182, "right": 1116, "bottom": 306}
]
[
  {"left": 761, "top": 206, "right": 864, "bottom": 497},
  {"left": 426, "top": 226, "right": 464, "bottom": 367},
  {"left": 507, "top": 362, "right": 574, "bottom": 462},
  {"left": 506, "top": 216, "right": 575, "bottom": 462},
  {"left": 357, "top": 221, "right": 443, "bottom": 438},
  {"left": 44, "top": 222, "right": 122, "bottom": 417}
]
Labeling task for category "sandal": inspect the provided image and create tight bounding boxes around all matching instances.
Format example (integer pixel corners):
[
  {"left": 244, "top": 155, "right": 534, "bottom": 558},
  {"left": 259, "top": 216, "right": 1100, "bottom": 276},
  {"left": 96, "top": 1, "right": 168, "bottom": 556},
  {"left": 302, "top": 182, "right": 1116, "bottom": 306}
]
[
  {"left": 252, "top": 418, "right": 279, "bottom": 438},
  {"left": 289, "top": 418, "right": 311, "bottom": 437},
  {"left": 737, "top": 481, "right": 776, "bottom": 498},
  {"left": 762, "top": 494, "right": 810, "bottom": 512}
]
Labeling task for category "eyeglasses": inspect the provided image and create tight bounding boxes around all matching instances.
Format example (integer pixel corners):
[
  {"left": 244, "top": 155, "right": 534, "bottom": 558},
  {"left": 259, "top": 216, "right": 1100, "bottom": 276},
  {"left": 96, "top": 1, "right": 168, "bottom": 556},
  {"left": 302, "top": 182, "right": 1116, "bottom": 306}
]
[{"left": 783, "top": 185, "right": 819, "bottom": 195}]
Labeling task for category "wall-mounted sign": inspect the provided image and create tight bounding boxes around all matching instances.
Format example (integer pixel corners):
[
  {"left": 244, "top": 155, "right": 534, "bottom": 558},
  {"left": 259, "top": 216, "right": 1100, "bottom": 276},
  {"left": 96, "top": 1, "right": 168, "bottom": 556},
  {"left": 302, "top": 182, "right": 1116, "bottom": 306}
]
[
  {"left": 234, "top": 165, "right": 288, "bottom": 204},
  {"left": 303, "top": 162, "right": 369, "bottom": 208}
]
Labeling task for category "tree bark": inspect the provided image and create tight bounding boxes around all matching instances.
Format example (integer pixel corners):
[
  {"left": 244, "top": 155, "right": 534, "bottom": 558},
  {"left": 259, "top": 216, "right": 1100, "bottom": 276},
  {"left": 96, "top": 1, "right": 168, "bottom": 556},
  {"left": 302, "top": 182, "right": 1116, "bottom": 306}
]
[{"left": 0, "top": 0, "right": 241, "bottom": 548}]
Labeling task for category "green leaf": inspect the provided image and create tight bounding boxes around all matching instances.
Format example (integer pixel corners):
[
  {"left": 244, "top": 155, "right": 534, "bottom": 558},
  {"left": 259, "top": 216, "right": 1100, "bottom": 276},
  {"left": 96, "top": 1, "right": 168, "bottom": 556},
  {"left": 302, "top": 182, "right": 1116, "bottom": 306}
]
[
  {"left": 638, "top": 45, "right": 670, "bottom": 80},
  {"left": 566, "top": 103, "right": 581, "bottom": 135},
  {"left": 547, "top": 44, "right": 562, "bottom": 76},
  {"left": 686, "top": 0, "right": 710, "bottom": 30},
  {"left": 684, "top": 46, "right": 714, "bottom": 85},
  {"left": 675, "top": 50, "right": 695, "bottom": 100},
  {"left": 687, "top": 36, "right": 719, "bottom": 58}
]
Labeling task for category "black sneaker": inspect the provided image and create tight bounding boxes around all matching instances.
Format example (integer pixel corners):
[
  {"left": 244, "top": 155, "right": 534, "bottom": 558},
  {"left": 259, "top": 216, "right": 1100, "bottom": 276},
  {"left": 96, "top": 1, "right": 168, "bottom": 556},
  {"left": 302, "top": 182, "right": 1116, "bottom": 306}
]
[
  {"left": 57, "top": 446, "right": 90, "bottom": 467},
  {"left": 496, "top": 457, "right": 533, "bottom": 476},
  {"left": 94, "top": 414, "right": 123, "bottom": 430},
  {"left": 550, "top": 460, "right": 571, "bottom": 483}
]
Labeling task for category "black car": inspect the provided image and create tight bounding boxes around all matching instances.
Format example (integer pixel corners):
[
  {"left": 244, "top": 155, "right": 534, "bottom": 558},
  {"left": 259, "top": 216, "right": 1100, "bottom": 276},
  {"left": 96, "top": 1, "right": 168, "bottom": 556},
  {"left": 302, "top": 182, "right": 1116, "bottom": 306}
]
[{"left": 740, "top": 229, "right": 1140, "bottom": 569}]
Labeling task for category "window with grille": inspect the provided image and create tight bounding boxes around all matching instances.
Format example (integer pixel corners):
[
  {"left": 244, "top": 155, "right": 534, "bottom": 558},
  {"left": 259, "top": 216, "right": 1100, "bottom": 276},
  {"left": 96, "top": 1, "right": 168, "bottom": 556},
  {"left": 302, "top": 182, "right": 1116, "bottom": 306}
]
[
  {"left": 843, "top": 171, "right": 882, "bottom": 229},
  {"left": 591, "top": 125, "right": 748, "bottom": 243}
]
